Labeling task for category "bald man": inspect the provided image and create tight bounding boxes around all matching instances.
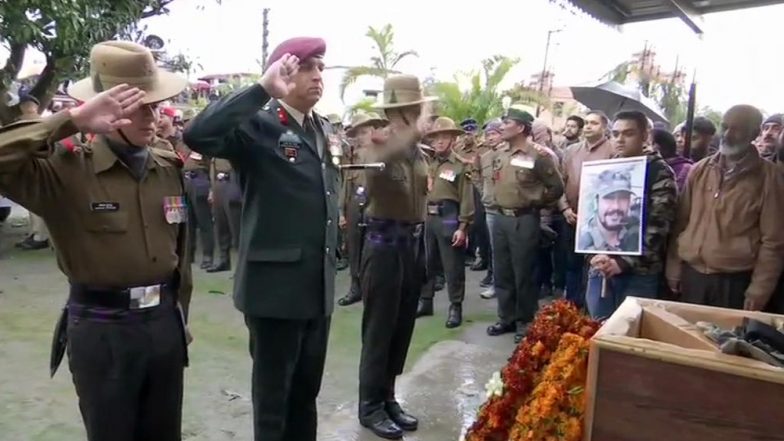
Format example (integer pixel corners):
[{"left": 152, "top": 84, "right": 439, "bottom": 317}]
[{"left": 666, "top": 104, "right": 784, "bottom": 312}]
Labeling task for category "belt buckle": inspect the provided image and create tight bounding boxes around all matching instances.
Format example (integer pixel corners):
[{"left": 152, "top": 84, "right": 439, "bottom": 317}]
[
  {"left": 129, "top": 285, "right": 162, "bottom": 310},
  {"left": 217, "top": 172, "right": 228, "bottom": 180},
  {"left": 502, "top": 208, "right": 515, "bottom": 216},
  {"left": 427, "top": 205, "right": 440, "bottom": 215}
]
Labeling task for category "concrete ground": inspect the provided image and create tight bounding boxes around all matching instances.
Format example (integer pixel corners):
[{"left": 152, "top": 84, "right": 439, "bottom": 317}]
[{"left": 0, "top": 206, "right": 516, "bottom": 441}]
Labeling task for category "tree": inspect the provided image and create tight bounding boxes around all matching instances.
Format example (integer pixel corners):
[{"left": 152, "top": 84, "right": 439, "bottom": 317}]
[
  {"left": 433, "top": 55, "right": 519, "bottom": 125},
  {"left": 504, "top": 84, "right": 552, "bottom": 112},
  {"left": 331, "top": 24, "right": 418, "bottom": 101},
  {"left": 344, "top": 97, "right": 377, "bottom": 120},
  {"left": 0, "top": 0, "right": 205, "bottom": 124}
]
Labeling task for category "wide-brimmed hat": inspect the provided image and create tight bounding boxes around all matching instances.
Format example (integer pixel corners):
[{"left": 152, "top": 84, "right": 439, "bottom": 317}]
[
  {"left": 346, "top": 112, "right": 388, "bottom": 136},
  {"left": 375, "top": 74, "right": 437, "bottom": 109},
  {"left": 427, "top": 116, "right": 465, "bottom": 137},
  {"left": 69, "top": 41, "right": 188, "bottom": 104}
]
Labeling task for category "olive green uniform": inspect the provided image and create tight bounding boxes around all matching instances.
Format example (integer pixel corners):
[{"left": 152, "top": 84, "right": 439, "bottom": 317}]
[
  {"left": 358, "top": 129, "right": 428, "bottom": 421},
  {"left": 210, "top": 157, "right": 242, "bottom": 268},
  {"left": 420, "top": 153, "right": 474, "bottom": 303},
  {"left": 341, "top": 147, "right": 369, "bottom": 299},
  {"left": 0, "top": 113, "right": 192, "bottom": 441},
  {"left": 492, "top": 142, "right": 563, "bottom": 326}
]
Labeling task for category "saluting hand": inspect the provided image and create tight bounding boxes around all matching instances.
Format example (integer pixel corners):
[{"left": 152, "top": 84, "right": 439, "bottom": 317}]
[
  {"left": 69, "top": 84, "right": 146, "bottom": 134},
  {"left": 259, "top": 54, "right": 300, "bottom": 99}
]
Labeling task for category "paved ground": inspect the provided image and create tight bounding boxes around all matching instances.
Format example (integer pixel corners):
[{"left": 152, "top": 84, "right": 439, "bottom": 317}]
[{"left": 0, "top": 207, "right": 515, "bottom": 441}]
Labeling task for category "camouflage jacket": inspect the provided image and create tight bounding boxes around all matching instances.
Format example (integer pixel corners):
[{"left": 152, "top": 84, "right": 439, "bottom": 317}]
[{"left": 609, "top": 149, "right": 678, "bottom": 276}]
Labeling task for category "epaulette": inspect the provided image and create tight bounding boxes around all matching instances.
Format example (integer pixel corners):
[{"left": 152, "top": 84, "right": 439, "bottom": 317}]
[{"left": 150, "top": 147, "right": 184, "bottom": 167}]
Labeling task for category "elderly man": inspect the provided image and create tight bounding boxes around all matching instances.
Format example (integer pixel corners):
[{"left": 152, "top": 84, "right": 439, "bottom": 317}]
[
  {"left": 667, "top": 105, "right": 784, "bottom": 312},
  {"left": 184, "top": 37, "right": 340, "bottom": 441}
]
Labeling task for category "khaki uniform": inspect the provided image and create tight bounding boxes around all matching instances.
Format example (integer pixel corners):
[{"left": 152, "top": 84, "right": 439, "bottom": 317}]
[
  {"left": 358, "top": 130, "right": 428, "bottom": 413},
  {"left": 492, "top": 142, "right": 563, "bottom": 326},
  {"left": 420, "top": 153, "right": 474, "bottom": 304},
  {"left": 340, "top": 147, "right": 370, "bottom": 298},
  {"left": 210, "top": 157, "right": 242, "bottom": 268}
]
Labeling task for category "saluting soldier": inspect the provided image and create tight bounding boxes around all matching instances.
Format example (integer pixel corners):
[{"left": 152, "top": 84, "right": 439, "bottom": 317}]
[
  {"left": 487, "top": 106, "right": 564, "bottom": 343},
  {"left": 179, "top": 128, "right": 215, "bottom": 269},
  {"left": 0, "top": 41, "right": 193, "bottom": 440},
  {"left": 183, "top": 37, "right": 340, "bottom": 441},
  {"left": 416, "top": 117, "right": 474, "bottom": 328},
  {"left": 337, "top": 112, "right": 388, "bottom": 306},
  {"left": 207, "top": 155, "right": 242, "bottom": 272},
  {"left": 357, "top": 74, "right": 432, "bottom": 440}
]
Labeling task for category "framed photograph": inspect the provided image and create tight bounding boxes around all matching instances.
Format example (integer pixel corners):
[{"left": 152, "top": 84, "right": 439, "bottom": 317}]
[{"left": 574, "top": 156, "right": 648, "bottom": 256}]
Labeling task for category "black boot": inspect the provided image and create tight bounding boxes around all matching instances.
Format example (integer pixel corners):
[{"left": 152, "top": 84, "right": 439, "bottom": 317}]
[
  {"left": 199, "top": 257, "right": 213, "bottom": 270},
  {"left": 385, "top": 401, "right": 418, "bottom": 431},
  {"left": 487, "top": 321, "right": 516, "bottom": 336},
  {"left": 514, "top": 321, "right": 530, "bottom": 343},
  {"left": 470, "top": 258, "right": 488, "bottom": 271},
  {"left": 207, "top": 252, "right": 231, "bottom": 273},
  {"left": 415, "top": 298, "right": 433, "bottom": 318},
  {"left": 359, "top": 401, "right": 403, "bottom": 440},
  {"left": 338, "top": 279, "right": 362, "bottom": 306},
  {"left": 446, "top": 303, "right": 462, "bottom": 328}
]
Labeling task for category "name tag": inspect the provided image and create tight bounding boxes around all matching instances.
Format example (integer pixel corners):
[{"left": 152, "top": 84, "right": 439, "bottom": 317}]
[
  {"left": 439, "top": 169, "right": 456, "bottom": 182},
  {"left": 163, "top": 196, "right": 187, "bottom": 224},
  {"left": 511, "top": 156, "right": 534, "bottom": 169},
  {"left": 91, "top": 202, "right": 120, "bottom": 212},
  {"left": 189, "top": 152, "right": 203, "bottom": 160}
]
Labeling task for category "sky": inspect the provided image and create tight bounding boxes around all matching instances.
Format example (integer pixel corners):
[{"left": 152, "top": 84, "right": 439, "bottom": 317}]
[{"left": 5, "top": 0, "right": 784, "bottom": 116}]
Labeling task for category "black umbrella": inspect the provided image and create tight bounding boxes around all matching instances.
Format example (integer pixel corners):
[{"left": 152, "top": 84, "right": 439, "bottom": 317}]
[{"left": 571, "top": 81, "right": 669, "bottom": 124}]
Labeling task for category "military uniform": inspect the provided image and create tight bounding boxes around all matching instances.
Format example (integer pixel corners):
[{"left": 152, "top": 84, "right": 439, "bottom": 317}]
[
  {"left": 488, "top": 108, "right": 563, "bottom": 342},
  {"left": 0, "top": 40, "right": 193, "bottom": 441},
  {"left": 180, "top": 143, "right": 215, "bottom": 269},
  {"left": 417, "top": 117, "right": 474, "bottom": 328},
  {"left": 183, "top": 36, "right": 339, "bottom": 441},
  {"left": 208, "top": 157, "right": 242, "bottom": 272},
  {"left": 356, "top": 74, "right": 431, "bottom": 440}
]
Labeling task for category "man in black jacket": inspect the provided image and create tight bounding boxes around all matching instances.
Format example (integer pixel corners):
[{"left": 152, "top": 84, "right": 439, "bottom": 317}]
[{"left": 183, "top": 37, "right": 340, "bottom": 441}]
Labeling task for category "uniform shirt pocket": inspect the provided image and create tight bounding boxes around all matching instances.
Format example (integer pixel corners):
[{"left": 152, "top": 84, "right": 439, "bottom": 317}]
[{"left": 83, "top": 211, "right": 129, "bottom": 233}]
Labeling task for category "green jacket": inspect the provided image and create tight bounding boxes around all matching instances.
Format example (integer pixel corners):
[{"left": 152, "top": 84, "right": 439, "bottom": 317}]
[{"left": 184, "top": 85, "right": 340, "bottom": 319}]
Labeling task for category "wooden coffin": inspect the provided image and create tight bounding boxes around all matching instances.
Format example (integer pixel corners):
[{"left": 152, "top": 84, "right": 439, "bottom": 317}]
[{"left": 584, "top": 297, "right": 784, "bottom": 441}]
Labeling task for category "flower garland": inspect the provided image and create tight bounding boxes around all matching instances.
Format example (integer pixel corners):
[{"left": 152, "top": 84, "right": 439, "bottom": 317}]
[
  {"left": 465, "top": 300, "right": 600, "bottom": 441},
  {"left": 508, "top": 333, "right": 591, "bottom": 441}
]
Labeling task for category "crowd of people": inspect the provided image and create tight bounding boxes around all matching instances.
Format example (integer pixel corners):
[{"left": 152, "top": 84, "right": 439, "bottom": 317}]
[{"left": 0, "top": 31, "right": 783, "bottom": 441}]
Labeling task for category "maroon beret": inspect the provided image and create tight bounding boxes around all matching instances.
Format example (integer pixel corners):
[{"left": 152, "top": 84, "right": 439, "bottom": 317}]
[{"left": 266, "top": 37, "right": 326, "bottom": 70}]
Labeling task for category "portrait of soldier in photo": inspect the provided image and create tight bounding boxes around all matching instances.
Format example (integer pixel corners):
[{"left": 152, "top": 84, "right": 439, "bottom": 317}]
[{"left": 576, "top": 158, "right": 646, "bottom": 255}]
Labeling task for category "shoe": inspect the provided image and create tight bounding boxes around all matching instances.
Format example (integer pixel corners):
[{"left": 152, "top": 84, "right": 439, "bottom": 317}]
[
  {"left": 479, "top": 273, "right": 493, "bottom": 288},
  {"left": 336, "top": 258, "right": 349, "bottom": 271},
  {"left": 199, "top": 259, "right": 213, "bottom": 270},
  {"left": 464, "top": 257, "right": 475, "bottom": 267},
  {"left": 446, "top": 303, "right": 462, "bottom": 328},
  {"left": 385, "top": 401, "right": 418, "bottom": 431},
  {"left": 514, "top": 322, "right": 530, "bottom": 343},
  {"left": 337, "top": 289, "right": 361, "bottom": 306},
  {"left": 487, "top": 321, "right": 515, "bottom": 336},
  {"left": 359, "top": 405, "right": 403, "bottom": 440},
  {"left": 470, "top": 258, "right": 488, "bottom": 271},
  {"left": 15, "top": 234, "right": 34, "bottom": 248},
  {"left": 480, "top": 287, "right": 496, "bottom": 299},
  {"left": 416, "top": 299, "right": 433, "bottom": 318},
  {"left": 19, "top": 238, "right": 49, "bottom": 250},
  {"left": 206, "top": 258, "right": 230, "bottom": 273},
  {"left": 434, "top": 275, "right": 445, "bottom": 292}
]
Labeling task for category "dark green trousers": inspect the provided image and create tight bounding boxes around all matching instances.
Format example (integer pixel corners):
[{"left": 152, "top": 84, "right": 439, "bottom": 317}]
[
  {"left": 212, "top": 178, "right": 242, "bottom": 256},
  {"left": 346, "top": 197, "right": 365, "bottom": 292},
  {"left": 184, "top": 171, "right": 214, "bottom": 262},
  {"left": 245, "top": 315, "right": 330, "bottom": 441},
  {"left": 421, "top": 201, "right": 465, "bottom": 303},
  {"left": 492, "top": 211, "right": 540, "bottom": 324}
]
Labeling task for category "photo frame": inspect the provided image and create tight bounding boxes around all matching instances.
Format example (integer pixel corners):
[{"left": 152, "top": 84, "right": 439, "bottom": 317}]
[{"left": 574, "top": 156, "right": 648, "bottom": 256}]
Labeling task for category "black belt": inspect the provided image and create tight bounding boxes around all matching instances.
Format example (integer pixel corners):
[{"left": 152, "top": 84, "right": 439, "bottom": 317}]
[
  {"left": 499, "top": 207, "right": 536, "bottom": 217},
  {"left": 69, "top": 279, "right": 176, "bottom": 310}
]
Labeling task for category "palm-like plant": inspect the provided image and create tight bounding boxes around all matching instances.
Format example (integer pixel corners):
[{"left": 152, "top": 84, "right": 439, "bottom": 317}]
[
  {"left": 331, "top": 24, "right": 418, "bottom": 101},
  {"left": 434, "top": 55, "right": 519, "bottom": 125},
  {"left": 344, "top": 97, "right": 377, "bottom": 120}
]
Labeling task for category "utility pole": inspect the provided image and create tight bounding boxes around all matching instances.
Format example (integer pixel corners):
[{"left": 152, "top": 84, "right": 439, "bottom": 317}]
[
  {"left": 262, "top": 8, "right": 270, "bottom": 71},
  {"left": 536, "top": 28, "right": 562, "bottom": 117}
]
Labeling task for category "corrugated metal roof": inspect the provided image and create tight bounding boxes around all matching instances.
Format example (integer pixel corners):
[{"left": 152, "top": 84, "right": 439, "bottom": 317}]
[{"left": 557, "top": 0, "right": 784, "bottom": 32}]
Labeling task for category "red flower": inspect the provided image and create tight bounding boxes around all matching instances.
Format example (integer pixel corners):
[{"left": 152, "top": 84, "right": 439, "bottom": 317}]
[{"left": 277, "top": 107, "right": 289, "bottom": 126}]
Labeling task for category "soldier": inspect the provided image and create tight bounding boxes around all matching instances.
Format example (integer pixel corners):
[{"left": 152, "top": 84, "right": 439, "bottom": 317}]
[
  {"left": 357, "top": 74, "right": 431, "bottom": 440},
  {"left": 415, "top": 117, "right": 474, "bottom": 328},
  {"left": 183, "top": 37, "right": 339, "bottom": 441},
  {"left": 179, "top": 123, "right": 215, "bottom": 269},
  {"left": 577, "top": 170, "right": 640, "bottom": 253},
  {"left": 0, "top": 41, "right": 193, "bottom": 440},
  {"left": 208, "top": 155, "right": 242, "bottom": 272},
  {"left": 337, "top": 112, "right": 388, "bottom": 306},
  {"left": 487, "top": 106, "right": 564, "bottom": 343}
]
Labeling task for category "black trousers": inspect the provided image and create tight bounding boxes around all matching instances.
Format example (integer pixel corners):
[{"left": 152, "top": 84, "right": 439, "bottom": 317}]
[
  {"left": 185, "top": 172, "right": 214, "bottom": 262},
  {"left": 493, "top": 212, "right": 540, "bottom": 324},
  {"left": 680, "top": 263, "right": 751, "bottom": 310},
  {"left": 346, "top": 199, "right": 365, "bottom": 292},
  {"left": 212, "top": 179, "right": 241, "bottom": 256},
  {"left": 359, "top": 225, "right": 424, "bottom": 407},
  {"left": 67, "top": 302, "right": 186, "bottom": 441},
  {"left": 550, "top": 213, "right": 568, "bottom": 290},
  {"left": 421, "top": 203, "right": 465, "bottom": 303},
  {"left": 473, "top": 191, "right": 490, "bottom": 264},
  {"left": 245, "top": 315, "right": 330, "bottom": 441}
]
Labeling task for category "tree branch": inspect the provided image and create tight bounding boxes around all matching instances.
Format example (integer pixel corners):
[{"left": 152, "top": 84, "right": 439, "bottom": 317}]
[
  {"left": 0, "top": 42, "right": 26, "bottom": 87},
  {"left": 140, "top": 0, "right": 176, "bottom": 18}
]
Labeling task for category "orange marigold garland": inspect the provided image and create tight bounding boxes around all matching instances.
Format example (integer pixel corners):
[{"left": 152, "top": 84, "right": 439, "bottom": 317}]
[
  {"left": 464, "top": 300, "right": 600, "bottom": 441},
  {"left": 508, "top": 333, "right": 591, "bottom": 441}
]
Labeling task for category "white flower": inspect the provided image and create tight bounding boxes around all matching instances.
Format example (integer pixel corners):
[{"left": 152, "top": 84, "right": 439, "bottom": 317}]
[{"left": 484, "top": 371, "right": 504, "bottom": 399}]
